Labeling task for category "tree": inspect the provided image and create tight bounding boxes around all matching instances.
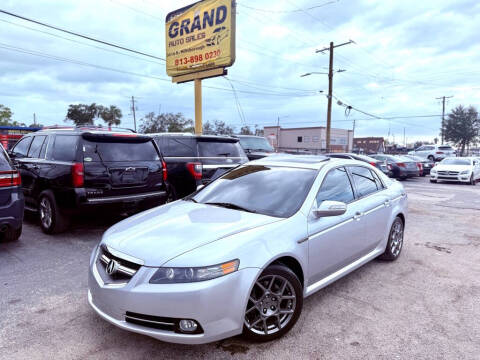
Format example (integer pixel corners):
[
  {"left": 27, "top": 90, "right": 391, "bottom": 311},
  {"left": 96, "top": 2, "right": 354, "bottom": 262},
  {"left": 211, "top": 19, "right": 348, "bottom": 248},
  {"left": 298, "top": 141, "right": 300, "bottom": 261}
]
[
  {"left": 444, "top": 105, "right": 480, "bottom": 156},
  {"left": 65, "top": 103, "right": 99, "bottom": 125},
  {"left": 99, "top": 105, "right": 122, "bottom": 127},
  {"left": 139, "top": 112, "right": 193, "bottom": 134},
  {"left": 414, "top": 141, "right": 423, "bottom": 149},
  {"left": 203, "top": 121, "right": 215, "bottom": 135},
  {"left": 240, "top": 125, "right": 253, "bottom": 135},
  {"left": 0, "top": 105, "right": 13, "bottom": 126}
]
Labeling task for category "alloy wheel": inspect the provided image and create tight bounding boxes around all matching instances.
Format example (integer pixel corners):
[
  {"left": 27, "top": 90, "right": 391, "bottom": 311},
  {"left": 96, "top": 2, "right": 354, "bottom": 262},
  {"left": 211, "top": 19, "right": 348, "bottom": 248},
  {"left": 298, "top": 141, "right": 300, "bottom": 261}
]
[
  {"left": 39, "top": 197, "right": 52, "bottom": 229},
  {"left": 244, "top": 274, "right": 297, "bottom": 335},
  {"left": 390, "top": 220, "right": 404, "bottom": 258}
]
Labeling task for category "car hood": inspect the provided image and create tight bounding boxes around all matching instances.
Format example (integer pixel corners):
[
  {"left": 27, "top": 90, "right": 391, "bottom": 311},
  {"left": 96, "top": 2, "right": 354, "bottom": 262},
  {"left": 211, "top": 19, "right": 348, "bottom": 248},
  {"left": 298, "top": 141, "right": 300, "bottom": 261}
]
[
  {"left": 102, "top": 201, "right": 281, "bottom": 266},
  {"left": 434, "top": 164, "right": 471, "bottom": 171}
]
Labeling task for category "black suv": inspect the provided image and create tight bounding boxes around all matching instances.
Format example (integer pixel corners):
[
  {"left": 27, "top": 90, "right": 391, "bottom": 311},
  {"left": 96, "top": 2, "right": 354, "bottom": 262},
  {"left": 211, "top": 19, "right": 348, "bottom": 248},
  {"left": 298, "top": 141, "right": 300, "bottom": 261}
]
[
  {"left": 151, "top": 134, "right": 248, "bottom": 199},
  {"left": 0, "top": 144, "right": 24, "bottom": 242},
  {"left": 9, "top": 128, "right": 168, "bottom": 234}
]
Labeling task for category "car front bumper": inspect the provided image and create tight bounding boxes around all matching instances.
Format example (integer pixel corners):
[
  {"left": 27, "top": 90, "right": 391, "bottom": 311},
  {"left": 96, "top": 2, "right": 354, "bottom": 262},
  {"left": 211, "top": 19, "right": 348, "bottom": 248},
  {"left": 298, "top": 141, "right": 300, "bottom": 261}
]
[
  {"left": 430, "top": 173, "right": 472, "bottom": 182},
  {"left": 88, "top": 254, "right": 259, "bottom": 344}
]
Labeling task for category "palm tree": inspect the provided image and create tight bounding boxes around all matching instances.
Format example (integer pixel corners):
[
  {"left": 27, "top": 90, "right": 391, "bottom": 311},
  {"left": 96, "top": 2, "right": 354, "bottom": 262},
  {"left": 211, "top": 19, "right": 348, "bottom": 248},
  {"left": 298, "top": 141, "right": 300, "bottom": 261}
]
[{"left": 99, "top": 105, "right": 122, "bottom": 127}]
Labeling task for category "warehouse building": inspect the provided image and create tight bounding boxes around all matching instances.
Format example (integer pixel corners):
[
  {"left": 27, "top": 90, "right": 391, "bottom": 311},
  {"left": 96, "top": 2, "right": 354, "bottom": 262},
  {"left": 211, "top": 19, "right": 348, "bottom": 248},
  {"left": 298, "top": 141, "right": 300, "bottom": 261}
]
[{"left": 264, "top": 126, "right": 353, "bottom": 153}]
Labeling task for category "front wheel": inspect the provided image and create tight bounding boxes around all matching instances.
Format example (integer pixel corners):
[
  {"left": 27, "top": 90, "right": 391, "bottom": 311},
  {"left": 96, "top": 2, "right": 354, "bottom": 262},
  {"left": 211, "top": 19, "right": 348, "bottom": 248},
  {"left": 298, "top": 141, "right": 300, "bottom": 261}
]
[
  {"left": 379, "top": 217, "right": 404, "bottom": 261},
  {"left": 430, "top": 179, "right": 437, "bottom": 183},
  {"left": 243, "top": 265, "right": 303, "bottom": 342},
  {"left": 470, "top": 175, "right": 476, "bottom": 186},
  {"left": 2, "top": 225, "right": 22, "bottom": 242}
]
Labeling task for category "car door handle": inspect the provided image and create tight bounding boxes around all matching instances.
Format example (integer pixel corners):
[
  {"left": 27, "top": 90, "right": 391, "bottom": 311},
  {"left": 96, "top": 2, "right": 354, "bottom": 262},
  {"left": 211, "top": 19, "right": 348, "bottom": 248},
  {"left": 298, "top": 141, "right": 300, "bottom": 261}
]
[
  {"left": 32, "top": 164, "right": 39, "bottom": 170},
  {"left": 353, "top": 212, "right": 363, "bottom": 221},
  {"left": 384, "top": 200, "right": 391, "bottom": 207}
]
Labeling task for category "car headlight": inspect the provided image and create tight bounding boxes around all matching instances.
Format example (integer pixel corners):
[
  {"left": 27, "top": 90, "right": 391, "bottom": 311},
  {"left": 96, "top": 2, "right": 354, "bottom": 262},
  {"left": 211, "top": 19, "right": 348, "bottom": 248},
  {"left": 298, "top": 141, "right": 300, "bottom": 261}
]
[
  {"left": 149, "top": 259, "right": 239, "bottom": 284},
  {"left": 430, "top": 168, "right": 437, "bottom": 174},
  {"left": 460, "top": 170, "right": 470, "bottom": 175}
]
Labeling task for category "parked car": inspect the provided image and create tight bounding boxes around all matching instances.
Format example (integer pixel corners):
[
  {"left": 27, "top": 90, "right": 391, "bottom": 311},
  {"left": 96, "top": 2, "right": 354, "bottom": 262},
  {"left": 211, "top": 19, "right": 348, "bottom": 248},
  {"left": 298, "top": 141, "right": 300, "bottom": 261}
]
[
  {"left": 0, "top": 144, "right": 24, "bottom": 242},
  {"left": 408, "top": 145, "right": 456, "bottom": 162},
  {"left": 9, "top": 127, "right": 169, "bottom": 234},
  {"left": 151, "top": 134, "right": 248, "bottom": 199},
  {"left": 233, "top": 135, "right": 275, "bottom": 160},
  {"left": 370, "top": 154, "right": 420, "bottom": 179},
  {"left": 326, "top": 153, "right": 389, "bottom": 175},
  {"left": 88, "top": 155, "right": 407, "bottom": 344},
  {"left": 403, "top": 155, "right": 434, "bottom": 176},
  {"left": 430, "top": 157, "right": 480, "bottom": 185}
]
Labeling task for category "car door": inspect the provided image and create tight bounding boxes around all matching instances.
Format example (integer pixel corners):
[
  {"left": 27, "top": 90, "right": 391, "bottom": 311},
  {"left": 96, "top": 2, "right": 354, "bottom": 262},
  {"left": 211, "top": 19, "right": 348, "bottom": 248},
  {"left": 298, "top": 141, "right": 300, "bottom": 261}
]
[
  {"left": 9, "top": 136, "right": 34, "bottom": 194},
  {"left": 307, "top": 166, "right": 366, "bottom": 285},
  {"left": 348, "top": 166, "right": 391, "bottom": 252},
  {"left": 22, "top": 135, "right": 49, "bottom": 199}
]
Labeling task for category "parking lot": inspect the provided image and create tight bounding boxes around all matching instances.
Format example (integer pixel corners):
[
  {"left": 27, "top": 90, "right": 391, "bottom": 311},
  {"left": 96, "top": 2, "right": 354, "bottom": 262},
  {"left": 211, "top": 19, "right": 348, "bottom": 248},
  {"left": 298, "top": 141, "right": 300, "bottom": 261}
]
[{"left": 1, "top": 176, "right": 479, "bottom": 360}]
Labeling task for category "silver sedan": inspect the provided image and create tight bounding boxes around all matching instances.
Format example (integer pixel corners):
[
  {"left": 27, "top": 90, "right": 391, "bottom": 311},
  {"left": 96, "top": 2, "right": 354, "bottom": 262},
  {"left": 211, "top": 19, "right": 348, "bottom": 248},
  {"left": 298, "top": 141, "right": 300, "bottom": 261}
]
[{"left": 88, "top": 155, "right": 407, "bottom": 344}]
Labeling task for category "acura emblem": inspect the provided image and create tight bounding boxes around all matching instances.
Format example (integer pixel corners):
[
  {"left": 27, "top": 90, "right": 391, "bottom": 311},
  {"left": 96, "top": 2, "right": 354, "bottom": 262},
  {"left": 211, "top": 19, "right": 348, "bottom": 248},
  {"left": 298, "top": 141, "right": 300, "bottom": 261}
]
[{"left": 106, "top": 259, "right": 119, "bottom": 275}]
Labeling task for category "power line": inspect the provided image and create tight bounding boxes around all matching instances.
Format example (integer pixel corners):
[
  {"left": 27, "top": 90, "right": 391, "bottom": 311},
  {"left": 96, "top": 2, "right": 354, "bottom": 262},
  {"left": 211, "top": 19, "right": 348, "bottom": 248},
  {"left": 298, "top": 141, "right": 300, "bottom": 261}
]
[
  {"left": 0, "top": 8, "right": 166, "bottom": 61},
  {"left": 238, "top": 1, "right": 339, "bottom": 14},
  {"left": 224, "top": 77, "right": 247, "bottom": 126}
]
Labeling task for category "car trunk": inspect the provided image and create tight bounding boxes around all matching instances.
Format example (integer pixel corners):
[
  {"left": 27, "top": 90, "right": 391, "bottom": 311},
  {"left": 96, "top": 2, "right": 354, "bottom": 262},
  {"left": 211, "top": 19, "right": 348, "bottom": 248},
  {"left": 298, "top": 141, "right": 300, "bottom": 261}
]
[
  {"left": 196, "top": 138, "right": 247, "bottom": 183},
  {"left": 81, "top": 133, "right": 164, "bottom": 198}
]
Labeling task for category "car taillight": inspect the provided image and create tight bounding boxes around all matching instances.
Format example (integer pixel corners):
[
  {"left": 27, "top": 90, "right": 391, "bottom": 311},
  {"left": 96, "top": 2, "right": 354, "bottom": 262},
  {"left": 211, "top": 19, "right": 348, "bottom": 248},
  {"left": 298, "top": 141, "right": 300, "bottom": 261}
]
[
  {"left": 417, "top": 162, "right": 423, "bottom": 170},
  {"left": 387, "top": 163, "right": 393, "bottom": 170},
  {"left": 397, "top": 162, "right": 406, "bottom": 168},
  {"left": 0, "top": 170, "right": 21, "bottom": 187},
  {"left": 436, "top": 151, "right": 444, "bottom": 154},
  {"left": 369, "top": 161, "right": 377, "bottom": 167},
  {"left": 186, "top": 162, "right": 202, "bottom": 180},
  {"left": 162, "top": 160, "right": 168, "bottom": 181},
  {"left": 71, "top": 162, "right": 84, "bottom": 188}
]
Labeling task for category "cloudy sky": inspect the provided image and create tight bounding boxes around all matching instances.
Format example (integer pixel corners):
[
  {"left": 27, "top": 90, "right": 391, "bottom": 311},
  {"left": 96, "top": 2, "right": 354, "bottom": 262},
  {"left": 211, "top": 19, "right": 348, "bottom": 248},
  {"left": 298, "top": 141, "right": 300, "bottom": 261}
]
[{"left": 1, "top": 0, "right": 479, "bottom": 143}]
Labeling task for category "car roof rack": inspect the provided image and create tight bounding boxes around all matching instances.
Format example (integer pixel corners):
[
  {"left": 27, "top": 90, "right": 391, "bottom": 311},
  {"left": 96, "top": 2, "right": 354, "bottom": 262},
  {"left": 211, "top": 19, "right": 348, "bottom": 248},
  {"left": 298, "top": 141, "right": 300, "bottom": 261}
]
[{"left": 41, "top": 125, "right": 136, "bottom": 133}]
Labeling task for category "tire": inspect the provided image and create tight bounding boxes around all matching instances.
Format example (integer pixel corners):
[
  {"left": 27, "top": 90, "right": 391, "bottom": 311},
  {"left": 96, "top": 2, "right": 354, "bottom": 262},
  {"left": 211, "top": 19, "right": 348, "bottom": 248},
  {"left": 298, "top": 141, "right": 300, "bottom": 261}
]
[
  {"left": 470, "top": 175, "right": 476, "bottom": 186},
  {"left": 38, "top": 190, "right": 70, "bottom": 234},
  {"left": 427, "top": 155, "right": 434, "bottom": 162},
  {"left": 2, "top": 225, "right": 22, "bottom": 242},
  {"left": 242, "top": 265, "right": 303, "bottom": 342},
  {"left": 379, "top": 217, "right": 404, "bottom": 261},
  {"left": 166, "top": 185, "right": 177, "bottom": 203}
]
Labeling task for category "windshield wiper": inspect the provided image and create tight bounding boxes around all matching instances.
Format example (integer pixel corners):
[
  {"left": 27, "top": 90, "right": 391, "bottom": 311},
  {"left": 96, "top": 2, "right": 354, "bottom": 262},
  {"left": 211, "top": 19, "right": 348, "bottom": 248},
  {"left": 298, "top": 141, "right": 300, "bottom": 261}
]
[
  {"left": 204, "top": 202, "right": 257, "bottom": 213},
  {"left": 217, "top": 152, "right": 231, "bottom": 157}
]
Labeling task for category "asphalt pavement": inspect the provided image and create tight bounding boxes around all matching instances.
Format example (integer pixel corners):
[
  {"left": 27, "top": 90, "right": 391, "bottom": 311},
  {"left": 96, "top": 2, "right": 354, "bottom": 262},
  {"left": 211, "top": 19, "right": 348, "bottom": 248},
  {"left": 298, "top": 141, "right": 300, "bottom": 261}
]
[{"left": 1, "top": 176, "right": 479, "bottom": 359}]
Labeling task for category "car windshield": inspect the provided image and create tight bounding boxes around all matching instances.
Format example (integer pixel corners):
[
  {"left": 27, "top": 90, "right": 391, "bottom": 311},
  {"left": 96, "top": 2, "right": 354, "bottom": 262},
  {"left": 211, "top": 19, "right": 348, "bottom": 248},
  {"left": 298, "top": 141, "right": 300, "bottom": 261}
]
[
  {"left": 441, "top": 158, "right": 471, "bottom": 165},
  {"left": 191, "top": 165, "right": 317, "bottom": 218},
  {"left": 238, "top": 137, "right": 274, "bottom": 152}
]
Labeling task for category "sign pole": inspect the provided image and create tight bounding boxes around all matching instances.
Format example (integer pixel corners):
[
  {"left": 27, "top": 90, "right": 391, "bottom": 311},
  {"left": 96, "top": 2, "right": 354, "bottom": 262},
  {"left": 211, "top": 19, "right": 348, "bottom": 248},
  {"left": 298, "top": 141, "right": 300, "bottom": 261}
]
[{"left": 194, "top": 78, "right": 202, "bottom": 135}]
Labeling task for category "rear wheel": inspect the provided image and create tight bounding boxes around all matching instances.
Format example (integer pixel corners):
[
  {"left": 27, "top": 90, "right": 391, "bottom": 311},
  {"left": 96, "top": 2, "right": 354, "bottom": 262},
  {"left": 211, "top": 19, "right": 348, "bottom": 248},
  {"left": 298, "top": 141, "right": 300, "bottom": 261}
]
[
  {"left": 427, "top": 155, "right": 434, "bottom": 162},
  {"left": 39, "top": 190, "right": 70, "bottom": 234},
  {"left": 430, "top": 179, "right": 437, "bottom": 183},
  {"left": 243, "top": 265, "right": 303, "bottom": 342},
  {"left": 2, "top": 225, "right": 22, "bottom": 242},
  {"left": 379, "top": 217, "right": 404, "bottom": 261},
  {"left": 470, "top": 175, "right": 476, "bottom": 186}
]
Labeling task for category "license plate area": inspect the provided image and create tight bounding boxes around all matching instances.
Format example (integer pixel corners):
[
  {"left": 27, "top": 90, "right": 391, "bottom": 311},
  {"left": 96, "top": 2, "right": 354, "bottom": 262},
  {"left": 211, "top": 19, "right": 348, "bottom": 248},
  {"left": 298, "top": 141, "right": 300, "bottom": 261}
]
[{"left": 109, "top": 167, "right": 148, "bottom": 186}]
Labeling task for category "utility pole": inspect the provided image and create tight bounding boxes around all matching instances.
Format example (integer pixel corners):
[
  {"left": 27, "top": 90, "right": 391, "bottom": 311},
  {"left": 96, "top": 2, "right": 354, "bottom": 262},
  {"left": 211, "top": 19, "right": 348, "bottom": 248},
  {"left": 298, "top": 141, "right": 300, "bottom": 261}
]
[
  {"left": 316, "top": 40, "right": 354, "bottom": 152},
  {"left": 33, "top": 113, "right": 36, "bottom": 126},
  {"left": 436, "top": 96, "right": 453, "bottom": 144},
  {"left": 403, "top": 127, "right": 406, "bottom": 147},
  {"left": 131, "top": 96, "right": 137, "bottom": 132}
]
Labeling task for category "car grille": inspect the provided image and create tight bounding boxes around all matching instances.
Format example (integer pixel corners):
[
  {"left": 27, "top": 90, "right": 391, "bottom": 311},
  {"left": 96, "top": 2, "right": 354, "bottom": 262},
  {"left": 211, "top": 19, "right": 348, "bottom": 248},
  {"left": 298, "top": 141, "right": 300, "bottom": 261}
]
[
  {"left": 96, "top": 246, "right": 141, "bottom": 284},
  {"left": 438, "top": 171, "right": 459, "bottom": 176}
]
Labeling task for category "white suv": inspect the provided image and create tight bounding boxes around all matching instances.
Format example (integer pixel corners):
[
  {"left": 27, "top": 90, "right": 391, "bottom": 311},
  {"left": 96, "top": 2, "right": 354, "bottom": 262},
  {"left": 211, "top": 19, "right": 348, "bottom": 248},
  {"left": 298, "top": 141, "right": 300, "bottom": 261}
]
[{"left": 408, "top": 145, "right": 456, "bottom": 162}]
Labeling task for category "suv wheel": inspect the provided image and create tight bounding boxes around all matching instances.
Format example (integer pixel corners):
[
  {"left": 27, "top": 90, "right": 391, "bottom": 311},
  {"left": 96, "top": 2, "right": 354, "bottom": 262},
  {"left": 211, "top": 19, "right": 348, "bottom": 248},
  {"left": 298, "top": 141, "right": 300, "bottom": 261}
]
[
  {"left": 379, "top": 217, "right": 404, "bottom": 261},
  {"left": 2, "top": 225, "right": 22, "bottom": 242},
  {"left": 243, "top": 265, "right": 303, "bottom": 342},
  {"left": 427, "top": 155, "right": 434, "bottom": 162},
  {"left": 470, "top": 175, "right": 476, "bottom": 186},
  {"left": 39, "top": 190, "right": 70, "bottom": 234}
]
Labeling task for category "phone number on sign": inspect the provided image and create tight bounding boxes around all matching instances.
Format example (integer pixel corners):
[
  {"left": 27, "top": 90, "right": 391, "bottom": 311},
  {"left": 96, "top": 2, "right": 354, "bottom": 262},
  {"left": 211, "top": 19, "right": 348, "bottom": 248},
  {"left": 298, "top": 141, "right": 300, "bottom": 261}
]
[{"left": 175, "top": 50, "right": 221, "bottom": 66}]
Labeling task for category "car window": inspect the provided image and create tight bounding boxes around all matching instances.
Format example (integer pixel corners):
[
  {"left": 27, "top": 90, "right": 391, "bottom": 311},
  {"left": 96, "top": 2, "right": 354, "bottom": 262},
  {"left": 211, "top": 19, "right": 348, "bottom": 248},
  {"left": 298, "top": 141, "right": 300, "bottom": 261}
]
[
  {"left": 52, "top": 135, "right": 78, "bottom": 162},
  {"left": 350, "top": 166, "right": 379, "bottom": 198},
  {"left": 11, "top": 136, "right": 33, "bottom": 158},
  {"left": 192, "top": 165, "right": 317, "bottom": 218},
  {"left": 0, "top": 147, "right": 13, "bottom": 171},
  {"left": 83, "top": 140, "right": 160, "bottom": 162},
  {"left": 438, "top": 146, "right": 453, "bottom": 151},
  {"left": 426, "top": 146, "right": 435, "bottom": 150},
  {"left": 27, "top": 136, "right": 47, "bottom": 158},
  {"left": 416, "top": 146, "right": 424, "bottom": 151},
  {"left": 198, "top": 140, "right": 243, "bottom": 158},
  {"left": 160, "top": 137, "right": 196, "bottom": 157},
  {"left": 316, "top": 167, "right": 354, "bottom": 206},
  {"left": 371, "top": 170, "right": 384, "bottom": 189}
]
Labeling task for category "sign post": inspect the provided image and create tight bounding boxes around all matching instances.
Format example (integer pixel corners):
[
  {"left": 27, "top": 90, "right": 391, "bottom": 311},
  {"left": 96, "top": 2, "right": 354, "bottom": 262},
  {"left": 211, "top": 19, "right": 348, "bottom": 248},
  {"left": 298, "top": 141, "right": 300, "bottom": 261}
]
[{"left": 165, "top": 0, "right": 236, "bottom": 134}]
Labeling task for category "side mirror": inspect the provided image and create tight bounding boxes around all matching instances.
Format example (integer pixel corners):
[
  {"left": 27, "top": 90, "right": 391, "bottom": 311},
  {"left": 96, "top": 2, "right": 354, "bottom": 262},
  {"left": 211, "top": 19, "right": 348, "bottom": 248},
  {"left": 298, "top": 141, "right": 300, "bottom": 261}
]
[
  {"left": 196, "top": 184, "right": 205, "bottom": 191},
  {"left": 313, "top": 200, "right": 347, "bottom": 218}
]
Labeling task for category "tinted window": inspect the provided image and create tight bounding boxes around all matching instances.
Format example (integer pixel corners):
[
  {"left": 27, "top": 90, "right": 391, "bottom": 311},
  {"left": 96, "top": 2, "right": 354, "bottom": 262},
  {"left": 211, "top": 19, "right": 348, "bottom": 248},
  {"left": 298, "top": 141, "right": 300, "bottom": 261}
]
[
  {"left": 350, "top": 166, "right": 379, "bottom": 197},
  {"left": 192, "top": 165, "right": 317, "bottom": 218},
  {"left": 198, "top": 141, "right": 243, "bottom": 157},
  {"left": 160, "top": 137, "right": 196, "bottom": 157},
  {"left": 27, "top": 136, "right": 47, "bottom": 158},
  {"left": 83, "top": 140, "right": 159, "bottom": 162},
  {"left": 316, "top": 167, "right": 354, "bottom": 206},
  {"left": 52, "top": 135, "right": 78, "bottom": 161},
  {"left": 12, "top": 137, "right": 33, "bottom": 157},
  {"left": 0, "top": 147, "right": 13, "bottom": 171},
  {"left": 438, "top": 146, "right": 453, "bottom": 150}
]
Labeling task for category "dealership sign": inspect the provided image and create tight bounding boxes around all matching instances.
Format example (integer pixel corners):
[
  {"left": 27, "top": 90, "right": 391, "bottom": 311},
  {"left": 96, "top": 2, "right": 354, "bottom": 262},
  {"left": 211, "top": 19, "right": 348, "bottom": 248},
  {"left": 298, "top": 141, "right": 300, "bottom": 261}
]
[{"left": 165, "top": 0, "right": 236, "bottom": 78}]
